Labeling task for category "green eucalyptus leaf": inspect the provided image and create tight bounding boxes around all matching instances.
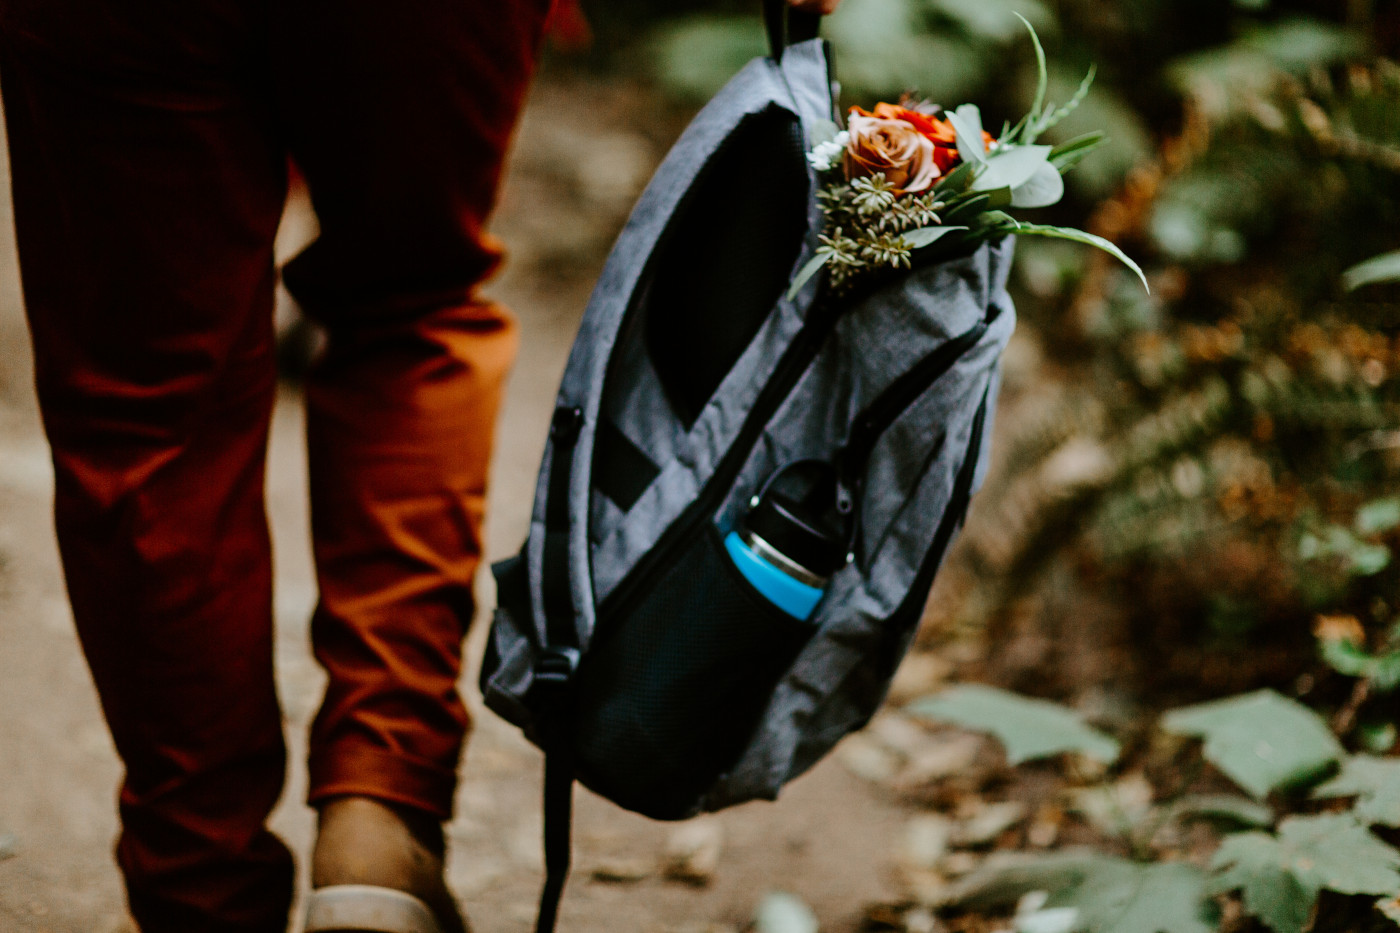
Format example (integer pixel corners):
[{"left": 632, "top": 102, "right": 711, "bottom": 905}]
[
  {"left": 786, "top": 252, "right": 830, "bottom": 301},
  {"left": 948, "top": 105, "right": 988, "bottom": 166},
  {"left": 973, "top": 146, "right": 1054, "bottom": 192},
  {"left": 984, "top": 186, "right": 1015, "bottom": 210},
  {"left": 903, "top": 225, "right": 968, "bottom": 249},
  {"left": 908, "top": 684, "right": 1121, "bottom": 765},
  {"left": 1343, "top": 250, "right": 1400, "bottom": 291},
  {"left": 1010, "top": 223, "right": 1149, "bottom": 292},
  {"left": 1012, "top": 160, "right": 1066, "bottom": 208},
  {"left": 1163, "top": 689, "right": 1343, "bottom": 799}
]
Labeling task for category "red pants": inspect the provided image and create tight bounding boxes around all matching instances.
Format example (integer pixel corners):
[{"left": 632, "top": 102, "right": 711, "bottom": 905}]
[{"left": 0, "top": 1, "right": 550, "bottom": 929}]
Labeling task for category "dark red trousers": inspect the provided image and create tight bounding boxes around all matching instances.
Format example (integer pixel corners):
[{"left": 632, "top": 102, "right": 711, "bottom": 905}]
[{"left": 0, "top": 1, "right": 550, "bottom": 929}]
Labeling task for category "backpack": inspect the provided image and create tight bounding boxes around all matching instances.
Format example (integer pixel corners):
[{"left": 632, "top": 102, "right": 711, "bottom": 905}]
[{"left": 480, "top": 4, "right": 1016, "bottom": 929}]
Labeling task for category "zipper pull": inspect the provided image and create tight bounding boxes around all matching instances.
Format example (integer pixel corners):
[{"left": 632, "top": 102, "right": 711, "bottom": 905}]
[{"left": 551, "top": 406, "right": 584, "bottom": 443}]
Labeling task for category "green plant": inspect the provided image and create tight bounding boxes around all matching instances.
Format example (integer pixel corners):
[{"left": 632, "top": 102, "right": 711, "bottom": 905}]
[{"left": 909, "top": 685, "right": 1400, "bottom": 933}]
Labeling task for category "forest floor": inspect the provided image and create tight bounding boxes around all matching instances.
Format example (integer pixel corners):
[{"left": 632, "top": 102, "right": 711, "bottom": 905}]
[{"left": 0, "top": 69, "right": 991, "bottom": 933}]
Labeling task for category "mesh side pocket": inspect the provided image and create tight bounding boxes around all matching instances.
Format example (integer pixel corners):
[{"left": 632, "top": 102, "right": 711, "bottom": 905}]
[{"left": 571, "top": 526, "right": 816, "bottom": 820}]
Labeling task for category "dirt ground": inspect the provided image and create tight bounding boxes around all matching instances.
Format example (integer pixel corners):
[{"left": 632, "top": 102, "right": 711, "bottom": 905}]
[{"left": 0, "top": 72, "right": 919, "bottom": 933}]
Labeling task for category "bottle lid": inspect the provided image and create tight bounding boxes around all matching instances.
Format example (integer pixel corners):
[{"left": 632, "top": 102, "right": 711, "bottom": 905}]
[{"left": 744, "top": 491, "right": 847, "bottom": 579}]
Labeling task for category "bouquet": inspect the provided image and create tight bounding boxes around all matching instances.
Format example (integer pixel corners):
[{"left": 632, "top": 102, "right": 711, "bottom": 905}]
[{"left": 790, "top": 17, "right": 1147, "bottom": 298}]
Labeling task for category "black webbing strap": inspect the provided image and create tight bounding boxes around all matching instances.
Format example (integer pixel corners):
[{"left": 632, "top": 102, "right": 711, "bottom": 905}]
[
  {"left": 764, "top": 0, "right": 821, "bottom": 60},
  {"left": 541, "top": 406, "right": 582, "bottom": 649},
  {"left": 536, "top": 740, "right": 575, "bottom": 933},
  {"left": 534, "top": 405, "right": 584, "bottom": 933}
]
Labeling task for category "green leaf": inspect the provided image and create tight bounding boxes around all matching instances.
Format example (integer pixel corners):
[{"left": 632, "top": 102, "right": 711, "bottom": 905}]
[
  {"left": 935, "top": 159, "right": 977, "bottom": 194},
  {"left": 948, "top": 105, "right": 988, "bottom": 166},
  {"left": 973, "top": 146, "right": 1055, "bottom": 192},
  {"left": 908, "top": 684, "right": 1121, "bottom": 765},
  {"left": 1170, "top": 794, "right": 1275, "bottom": 829},
  {"left": 1052, "top": 861, "right": 1218, "bottom": 933},
  {"left": 1012, "top": 161, "right": 1066, "bottom": 208},
  {"left": 1313, "top": 755, "right": 1400, "bottom": 828},
  {"left": 1162, "top": 690, "right": 1344, "bottom": 799},
  {"left": 1320, "top": 639, "right": 1400, "bottom": 692},
  {"left": 754, "top": 892, "right": 818, "bottom": 933},
  {"left": 1344, "top": 251, "right": 1400, "bottom": 291},
  {"left": 786, "top": 252, "right": 830, "bottom": 300},
  {"left": 1010, "top": 223, "right": 1150, "bottom": 293},
  {"left": 1211, "top": 814, "right": 1400, "bottom": 933},
  {"left": 1016, "top": 12, "right": 1050, "bottom": 144},
  {"left": 903, "top": 225, "right": 968, "bottom": 249},
  {"left": 1357, "top": 498, "right": 1400, "bottom": 536},
  {"left": 1050, "top": 132, "right": 1107, "bottom": 171},
  {"left": 1210, "top": 832, "right": 1314, "bottom": 933}
]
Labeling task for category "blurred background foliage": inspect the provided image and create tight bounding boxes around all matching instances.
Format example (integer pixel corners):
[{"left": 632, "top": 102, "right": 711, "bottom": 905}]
[{"left": 563, "top": 0, "right": 1400, "bottom": 736}]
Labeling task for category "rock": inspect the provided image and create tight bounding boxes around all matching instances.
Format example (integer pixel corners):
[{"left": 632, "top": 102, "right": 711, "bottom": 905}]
[
  {"left": 1067, "top": 773, "right": 1154, "bottom": 839},
  {"left": 888, "top": 653, "right": 954, "bottom": 704},
  {"left": 952, "top": 801, "right": 1028, "bottom": 847},
  {"left": 905, "top": 907, "right": 944, "bottom": 933},
  {"left": 938, "top": 851, "right": 982, "bottom": 878},
  {"left": 588, "top": 857, "right": 654, "bottom": 884},
  {"left": 867, "top": 713, "right": 932, "bottom": 760},
  {"left": 902, "top": 814, "right": 954, "bottom": 870},
  {"left": 896, "top": 733, "right": 985, "bottom": 789},
  {"left": 753, "top": 892, "right": 819, "bottom": 933},
  {"left": 898, "top": 867, "right": 949, "bottom": 906},
  {"left": 663, "top": 816, "right": 723, "bottom": 887},
  {"left": 1026, "top": 806, "right": 1063, "bottom": 849},
  {"left": 0, "top": 831, "right": 17, "bottom": 861},
  {"left": 837, "top": 733, "right": 902, "bottom": 784}
]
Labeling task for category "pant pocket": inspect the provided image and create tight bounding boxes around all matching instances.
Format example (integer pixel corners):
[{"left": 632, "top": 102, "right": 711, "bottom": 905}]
[{"left": 571, "top": 526, "right": 816, "bottom": 819}]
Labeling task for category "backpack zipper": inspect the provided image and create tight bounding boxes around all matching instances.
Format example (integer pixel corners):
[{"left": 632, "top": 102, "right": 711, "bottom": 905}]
[
  {"left": 596, "top": 297, "right": 843, "bottom": 626},
  {"left": 833, "top": 317, "right": 989, "bottom": 517}
]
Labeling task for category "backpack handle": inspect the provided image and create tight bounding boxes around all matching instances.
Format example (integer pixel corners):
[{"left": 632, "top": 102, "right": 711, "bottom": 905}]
[{"left": 764, "top": 0, "right": 822, "bottom": 60}]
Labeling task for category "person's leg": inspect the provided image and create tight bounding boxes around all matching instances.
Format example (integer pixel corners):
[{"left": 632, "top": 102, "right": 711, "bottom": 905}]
[
  {"left": 272, "top": 0, "right": 550, "bottom": 833},
  {"left": 0, "top": 6, "right": 292, "bottom": 931}
]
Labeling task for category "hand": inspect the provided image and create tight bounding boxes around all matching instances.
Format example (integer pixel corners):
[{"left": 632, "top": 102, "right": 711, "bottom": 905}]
[{"left": 788, "top": 0, "right": 843, "bottom": 12}]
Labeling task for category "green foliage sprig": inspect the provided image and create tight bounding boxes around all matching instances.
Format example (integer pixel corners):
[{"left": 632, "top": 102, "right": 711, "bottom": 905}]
[{"left": 790, "top": 20, "right": 1145, "bottom": 300}]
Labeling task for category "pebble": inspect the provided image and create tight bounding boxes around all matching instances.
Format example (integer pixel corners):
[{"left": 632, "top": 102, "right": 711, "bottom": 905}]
[
  {"left": 952, "top": 801, "right": 1028, "bottom": 847},
  {"left": 663, "top": 816, "right": 723, "bottom": 887},
  {"left": 588, "top": 857, "right": 654, "bottom": 884}
]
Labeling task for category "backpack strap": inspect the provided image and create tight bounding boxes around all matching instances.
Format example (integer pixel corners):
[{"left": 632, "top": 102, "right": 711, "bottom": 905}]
[{"left": 534, "top": 405, "right": 584, "bottom": 933}]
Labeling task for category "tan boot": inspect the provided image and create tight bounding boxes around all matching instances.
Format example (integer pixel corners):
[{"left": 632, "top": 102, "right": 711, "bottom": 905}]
[{"left": 306, "top": 796, "right": 469, "bottom": 933}]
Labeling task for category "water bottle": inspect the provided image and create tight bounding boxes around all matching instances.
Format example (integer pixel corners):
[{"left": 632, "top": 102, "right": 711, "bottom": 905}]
[{"left": 723, "top": 487, "right": 848, "bottom": 621}]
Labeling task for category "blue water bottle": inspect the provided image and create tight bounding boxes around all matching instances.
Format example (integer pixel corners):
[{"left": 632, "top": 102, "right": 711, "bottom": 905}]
[{"left": 724, "top": 487, "right": 848, "bottom": 621}]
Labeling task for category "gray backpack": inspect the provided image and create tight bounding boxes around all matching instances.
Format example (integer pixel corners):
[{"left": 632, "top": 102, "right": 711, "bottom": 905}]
[{"left": 481, "top": 5, "right": 1015, "bottom": 929}]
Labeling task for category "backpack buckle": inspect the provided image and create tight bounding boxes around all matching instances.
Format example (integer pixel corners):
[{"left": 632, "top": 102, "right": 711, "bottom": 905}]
[{"left": 535, "top": 647, "right": 580, "bottom": 689}]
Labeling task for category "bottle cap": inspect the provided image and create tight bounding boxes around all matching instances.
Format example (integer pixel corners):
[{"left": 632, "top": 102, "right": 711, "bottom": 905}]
[{"left": 743, "top": 491, "right": 847, "bottom": 579}]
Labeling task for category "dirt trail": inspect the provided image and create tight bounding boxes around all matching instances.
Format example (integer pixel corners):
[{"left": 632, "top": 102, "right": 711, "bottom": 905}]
[{"left": 0, "top": 73, "right": 912, "bottom": 932}]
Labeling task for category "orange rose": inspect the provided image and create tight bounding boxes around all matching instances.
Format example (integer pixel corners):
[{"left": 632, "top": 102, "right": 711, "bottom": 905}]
[
  {"left": 852, "top": 103, "right": 992, "bottom": 177},
  {"left": 844, "top": 112, "right": 940, "bottom": 193}
]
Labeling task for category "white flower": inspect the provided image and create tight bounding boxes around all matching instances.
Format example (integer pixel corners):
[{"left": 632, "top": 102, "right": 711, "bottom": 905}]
[{"left": 807, "top": 131, "right": 850, "bottom": 172}]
